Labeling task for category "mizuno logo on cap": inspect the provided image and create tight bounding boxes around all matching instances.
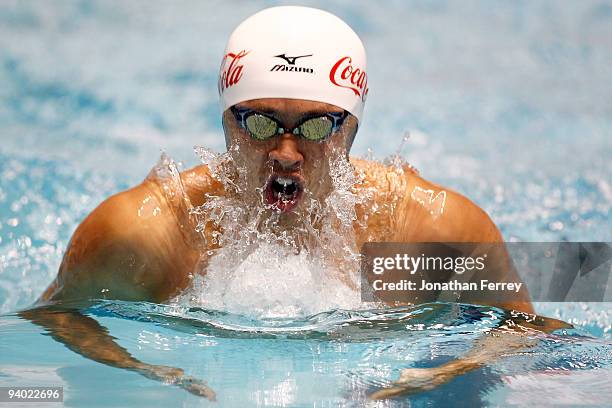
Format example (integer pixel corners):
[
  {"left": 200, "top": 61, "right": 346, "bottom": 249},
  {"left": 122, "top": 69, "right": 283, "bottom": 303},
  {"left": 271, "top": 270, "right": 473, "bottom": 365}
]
[
  {"left": 271, "top": 53, "right": 314, "bottom": 74},
  {"left": 274, "top": 54, "right": 313, "bottom": 65}
]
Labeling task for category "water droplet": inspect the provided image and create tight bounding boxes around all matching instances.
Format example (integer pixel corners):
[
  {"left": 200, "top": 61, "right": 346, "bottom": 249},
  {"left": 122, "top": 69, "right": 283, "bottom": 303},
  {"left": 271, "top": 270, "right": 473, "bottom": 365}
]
[{"left": 549, "top": 221, "right": 564, "bottom": 231}]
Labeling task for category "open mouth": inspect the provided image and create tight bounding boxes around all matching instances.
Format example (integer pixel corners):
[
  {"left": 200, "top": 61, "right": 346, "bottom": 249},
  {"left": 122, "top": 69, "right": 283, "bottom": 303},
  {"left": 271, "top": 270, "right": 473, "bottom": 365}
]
[{"left": 264, "top": 174, "right": 304, "bottom": 213}]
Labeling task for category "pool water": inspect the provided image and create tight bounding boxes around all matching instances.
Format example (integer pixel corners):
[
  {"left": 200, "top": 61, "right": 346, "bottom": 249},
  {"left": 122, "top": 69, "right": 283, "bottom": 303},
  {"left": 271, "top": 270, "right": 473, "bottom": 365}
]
[
  {"left": 1, "top": 1, "right": 611, "bottom": 406},
  {"left": 1, "top": 301, "right": 611, "bottom": 407}
]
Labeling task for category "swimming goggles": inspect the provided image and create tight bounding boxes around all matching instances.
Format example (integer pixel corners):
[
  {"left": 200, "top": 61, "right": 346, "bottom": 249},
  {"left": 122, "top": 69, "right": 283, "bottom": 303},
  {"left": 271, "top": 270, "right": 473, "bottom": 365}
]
[{"left": 230, "top": 106, "right": 348, "bottom": 142}]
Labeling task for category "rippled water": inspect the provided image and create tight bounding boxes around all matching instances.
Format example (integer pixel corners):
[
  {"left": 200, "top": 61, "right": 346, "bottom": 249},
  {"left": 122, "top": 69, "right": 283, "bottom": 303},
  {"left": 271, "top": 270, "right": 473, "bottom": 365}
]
[
  {"left": 1, "top": 0, "right": 611, "bottom": 406},
  {"left": 2, "top": 301, "right": 611, "bottom": 407}
]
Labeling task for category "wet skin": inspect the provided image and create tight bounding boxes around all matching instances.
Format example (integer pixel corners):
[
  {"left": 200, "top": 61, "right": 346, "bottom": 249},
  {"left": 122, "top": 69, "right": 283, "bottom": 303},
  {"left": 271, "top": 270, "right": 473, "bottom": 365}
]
[
  {"left": 40, "top": 98, "right": 533, "bottom": 312},
  {"left": 22, "top": 98, "right": 572, "bottom": 400}
]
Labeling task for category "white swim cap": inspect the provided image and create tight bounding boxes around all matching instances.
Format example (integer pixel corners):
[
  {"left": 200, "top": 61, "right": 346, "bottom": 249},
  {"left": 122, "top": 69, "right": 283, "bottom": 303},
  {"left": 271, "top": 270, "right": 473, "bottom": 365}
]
[{"left": 218, "top": 6, "right": 368, "bottom": 122}]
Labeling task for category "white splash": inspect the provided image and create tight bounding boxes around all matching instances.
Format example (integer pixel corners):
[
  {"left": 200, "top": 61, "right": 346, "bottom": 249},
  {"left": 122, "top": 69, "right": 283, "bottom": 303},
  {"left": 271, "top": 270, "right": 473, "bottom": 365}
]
[
  {"left": 179, "top": 242, "right": 364, "bottom": 318},
  {"left": 169, "top": 145, "right": 376, "bottom": 318}
]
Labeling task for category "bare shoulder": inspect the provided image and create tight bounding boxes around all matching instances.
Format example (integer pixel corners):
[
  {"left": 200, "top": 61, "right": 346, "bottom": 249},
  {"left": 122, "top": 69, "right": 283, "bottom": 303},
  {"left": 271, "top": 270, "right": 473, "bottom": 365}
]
[
  {"left": 39, "top": 177, "right": 201, "bottom": 304},
  {"left": 350, "top": 157, "right": 501, "bottom": 243},
  {"left": 178, "top": 164, "right": 224, "bottom": 207},
  {"left": 400, "top": 170, "right": 502, "bottom": 243}
]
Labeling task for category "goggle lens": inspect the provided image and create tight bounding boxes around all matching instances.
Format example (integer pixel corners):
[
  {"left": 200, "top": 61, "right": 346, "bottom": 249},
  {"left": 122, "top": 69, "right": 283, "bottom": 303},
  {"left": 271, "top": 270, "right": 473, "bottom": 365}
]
[
  {"left": 245, "top": 114, "right": 278, "bottom": 140},
  {"left": 299, "top": 117, "right": 334, "bottom": 141}
]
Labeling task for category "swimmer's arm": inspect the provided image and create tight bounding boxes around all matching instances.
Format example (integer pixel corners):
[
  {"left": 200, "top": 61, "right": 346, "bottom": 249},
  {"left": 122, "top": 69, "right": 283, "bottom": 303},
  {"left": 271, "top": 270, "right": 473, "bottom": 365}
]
[
  {"left": 370, "top": 175, "right": 556, "bottom": 398},
  {"left": 394, "top": 179, "right": 533, "bottom": 313},
  {"left": 40, "top": 179, "right": 200, "bottom": 303},
  {"left": 439, "top": 191, "right": 534, "bottom": 313},
  {"left": 17, "top": 306, "right": 215, "bottom": 400},
  {"left": 369, "top": 313, "right": 571, "bottom": 399}
]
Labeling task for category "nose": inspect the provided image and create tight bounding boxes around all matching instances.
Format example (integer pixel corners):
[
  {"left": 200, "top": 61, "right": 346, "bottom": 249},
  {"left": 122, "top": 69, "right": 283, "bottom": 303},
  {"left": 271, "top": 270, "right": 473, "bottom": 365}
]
[
  {"left": 268, "top": 133, "right": 304, "bottom": 171},
  {"left": 268, "top": 134, "right": 304, "bottom": 171}
]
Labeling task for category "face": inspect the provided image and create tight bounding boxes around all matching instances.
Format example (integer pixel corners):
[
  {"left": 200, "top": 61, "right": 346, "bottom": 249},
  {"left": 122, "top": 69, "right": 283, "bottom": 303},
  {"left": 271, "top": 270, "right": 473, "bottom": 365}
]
[{"left": 222, "top": 98, "right": 358, "bottom": 217}]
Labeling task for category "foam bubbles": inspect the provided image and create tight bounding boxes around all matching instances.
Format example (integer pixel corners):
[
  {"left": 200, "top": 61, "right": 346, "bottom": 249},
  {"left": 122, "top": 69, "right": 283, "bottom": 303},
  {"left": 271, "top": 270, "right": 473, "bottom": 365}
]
[
  {"left": 169, "top": 145, "right": 380, "bottom": 318},
  {"left": 178, "top": 242, "right": 363, "bottom": 318}
]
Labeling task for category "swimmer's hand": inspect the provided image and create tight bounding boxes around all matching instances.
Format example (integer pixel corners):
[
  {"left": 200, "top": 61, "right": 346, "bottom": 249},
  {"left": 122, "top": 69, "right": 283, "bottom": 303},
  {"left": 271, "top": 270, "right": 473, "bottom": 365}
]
[
  {"left": 135, "top": 363, "right": 216, "bottom": 401},
  {"left": 368, "top": 365, "right": 457, "bottom": 399}
]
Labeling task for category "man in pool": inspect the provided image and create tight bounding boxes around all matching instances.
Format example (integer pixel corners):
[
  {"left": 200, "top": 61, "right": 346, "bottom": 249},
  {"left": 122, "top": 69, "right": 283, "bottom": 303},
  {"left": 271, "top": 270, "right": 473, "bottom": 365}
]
[{"left": 22, "top": 6, "right": 565, "bottom": 401}]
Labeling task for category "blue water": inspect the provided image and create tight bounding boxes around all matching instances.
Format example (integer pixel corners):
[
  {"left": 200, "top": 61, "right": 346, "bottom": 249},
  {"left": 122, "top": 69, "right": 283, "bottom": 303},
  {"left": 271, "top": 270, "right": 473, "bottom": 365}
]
[
  {"left": 1, "top": 1, "right": 611, "bottom": 406},
  {"left": 1, "top": 301, "right": 611, "bottom": 407}
]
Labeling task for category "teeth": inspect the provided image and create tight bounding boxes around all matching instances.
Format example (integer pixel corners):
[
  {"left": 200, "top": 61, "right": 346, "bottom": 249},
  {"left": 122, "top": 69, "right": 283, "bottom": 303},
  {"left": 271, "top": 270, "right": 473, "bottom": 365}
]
[
  {"left": 276, "top": 177, "right": 294, "bottom": 186},
  {"left": 270, "top": 176, "right": 299, "bottom": 201}
]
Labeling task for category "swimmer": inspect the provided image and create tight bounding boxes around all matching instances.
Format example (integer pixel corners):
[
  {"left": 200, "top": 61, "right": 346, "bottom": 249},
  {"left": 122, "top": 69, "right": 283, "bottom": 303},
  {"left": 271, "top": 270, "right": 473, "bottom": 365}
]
[{"left": 19, "top": 6, "right": 568, "bottom": 400}]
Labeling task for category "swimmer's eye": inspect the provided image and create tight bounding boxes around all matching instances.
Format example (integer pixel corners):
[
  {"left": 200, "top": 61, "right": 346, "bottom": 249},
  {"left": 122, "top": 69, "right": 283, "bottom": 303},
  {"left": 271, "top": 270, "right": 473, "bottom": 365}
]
[{"left": 245, "top": 114, "right": 278, "bottom": 140}]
